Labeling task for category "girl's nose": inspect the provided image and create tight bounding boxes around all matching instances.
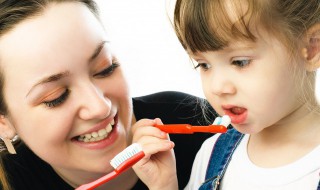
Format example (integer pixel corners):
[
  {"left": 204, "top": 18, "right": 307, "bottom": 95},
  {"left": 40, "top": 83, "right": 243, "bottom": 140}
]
[
  {"left": 78, "top": 84, "right": 111, "bottom": 120},
  {"left": 207, "top": 70, "right": 236, "bottom": 97}
]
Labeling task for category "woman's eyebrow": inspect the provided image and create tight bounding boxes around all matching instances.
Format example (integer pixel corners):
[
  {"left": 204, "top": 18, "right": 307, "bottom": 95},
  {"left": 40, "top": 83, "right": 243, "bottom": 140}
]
[
  {"left": 88, "top": 40, "right": 108, "bottom": 62},
  {"left": 26, "top": 71, "right": 70, "bottom": 97},
  {"left": 26, "top": 41, "right": 108, "bottom": 97}
]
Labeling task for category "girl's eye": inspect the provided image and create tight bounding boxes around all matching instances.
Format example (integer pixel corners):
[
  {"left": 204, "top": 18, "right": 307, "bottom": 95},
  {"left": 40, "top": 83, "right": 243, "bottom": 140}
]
[
  {"left": 231, "top": 59, "right": 251, "bottom": 68},
  {"left": 93, "top": 63, "right": 120, "bottom": 78},
  {"left": 194, "top": 63, "right": 211, "bottom": 71},
  {"left": 43, "top": 89, "right": 70, "bottom": 108}
]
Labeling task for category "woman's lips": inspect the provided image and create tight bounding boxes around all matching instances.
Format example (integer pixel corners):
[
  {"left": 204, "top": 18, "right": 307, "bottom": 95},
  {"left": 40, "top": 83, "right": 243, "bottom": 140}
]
[
  {"left": 72, "top": 124, "right": 119, "bottom": 150},
  {"left": 72, "top": 114, "right": 119, "bottom": 149},
  {"left": 222, "top": 106, "right": 248, "bottom": 124}
]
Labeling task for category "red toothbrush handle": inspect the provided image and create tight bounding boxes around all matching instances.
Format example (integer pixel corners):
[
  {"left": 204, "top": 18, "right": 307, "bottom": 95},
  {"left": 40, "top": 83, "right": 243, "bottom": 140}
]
[
  {"left": 154, "top": 124, "right": 227, "bottom": 134},
  {"left": 75, "top": 152, "right": 145, "bottom": 190},
  {"left": 115, "top": 151, "right": 145, "bottom": 173},
  {"left": 155, "top": 124, "right": 194, "bottom": 134}
]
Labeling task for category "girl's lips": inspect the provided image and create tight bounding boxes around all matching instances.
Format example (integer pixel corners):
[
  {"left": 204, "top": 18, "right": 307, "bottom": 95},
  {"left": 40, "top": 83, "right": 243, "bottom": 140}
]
[{"left": 222, "top": 106, "right": 248, "bottom": 124}]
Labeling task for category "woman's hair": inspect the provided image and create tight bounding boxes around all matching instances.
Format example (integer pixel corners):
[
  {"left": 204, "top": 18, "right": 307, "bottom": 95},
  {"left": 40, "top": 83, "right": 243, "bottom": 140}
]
[
  {"left": 0, "top": 1, "right": 100, "bottom": 189},
  {"left": 0, "top": 0, "right": 99, "bottom": 115}
]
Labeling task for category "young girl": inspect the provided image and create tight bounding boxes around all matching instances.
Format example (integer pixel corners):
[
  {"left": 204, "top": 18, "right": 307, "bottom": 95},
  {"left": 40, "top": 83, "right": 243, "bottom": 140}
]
[
  {"left": 0, "top": 0, "right": 216, "bottom": 189},
  {"left": 134, "top": 0, "right": 320, "bottom": 189},
  {"left": 174, "top": 0, "right": 320, "bottom": 189}
]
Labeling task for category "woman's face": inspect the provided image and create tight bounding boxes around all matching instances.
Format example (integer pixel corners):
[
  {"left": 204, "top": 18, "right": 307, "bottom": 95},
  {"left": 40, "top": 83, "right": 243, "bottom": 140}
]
[{"left": 0, "top": 2, "right": 132, "bottom": 175}]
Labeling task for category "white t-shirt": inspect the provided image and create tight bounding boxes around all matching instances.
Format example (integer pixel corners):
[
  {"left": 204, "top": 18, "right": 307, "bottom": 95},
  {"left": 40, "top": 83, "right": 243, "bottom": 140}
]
[{"left": 185, "top": 134, "right": 320, "bottom": 190}]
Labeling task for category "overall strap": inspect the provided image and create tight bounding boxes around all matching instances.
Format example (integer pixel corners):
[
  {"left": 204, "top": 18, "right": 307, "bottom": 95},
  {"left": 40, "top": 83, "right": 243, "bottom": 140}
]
[{"left": 199, "top": 129, "right": 244, "bottom": 190}]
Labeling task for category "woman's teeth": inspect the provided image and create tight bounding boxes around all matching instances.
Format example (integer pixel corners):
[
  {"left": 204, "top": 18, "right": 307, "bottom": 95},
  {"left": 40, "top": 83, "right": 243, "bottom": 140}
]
[{"left": 77, "top": 120, "right": 115, "bottom": 142}]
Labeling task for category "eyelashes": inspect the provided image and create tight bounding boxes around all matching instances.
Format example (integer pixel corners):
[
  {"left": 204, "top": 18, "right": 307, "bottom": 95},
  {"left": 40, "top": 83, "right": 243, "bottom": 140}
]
[
  {"left": 194, "top": 59, "right": 251, "bottom": 71},
  {"left": 43, "top": 89, "right": 70, "bottom": 108},
  {"left": 194, "top": 63, "right": 211, "bottom": 71},
  {"left": 231, "top": 59, "right": 251, "bottom": 68},
  {"left": 93, "top": 63, "right": 120, "bottom": 78},
  {"left": 41, "top": 63, "right": 120, "bottom": 108}
]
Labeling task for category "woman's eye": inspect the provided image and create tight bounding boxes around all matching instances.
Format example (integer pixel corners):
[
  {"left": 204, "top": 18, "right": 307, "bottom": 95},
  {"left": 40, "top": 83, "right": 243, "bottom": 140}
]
[
  {"left": 94, "top": 63, "right": 120, "bottom": 78},
  {"left": 194, "top": 63, "right": 211, "bottom": 71},
  {"left": 231, "top": 59, "right": 251, "bottom": 68},
  {"left": 43, "top": 89, "right": 70, "bottom": 108}
]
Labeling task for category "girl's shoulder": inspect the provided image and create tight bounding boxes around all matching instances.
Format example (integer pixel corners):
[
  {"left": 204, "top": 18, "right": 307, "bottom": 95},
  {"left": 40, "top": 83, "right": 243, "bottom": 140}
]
[{"left": 198, "top": 128, "right": 241, "bottom": 154}]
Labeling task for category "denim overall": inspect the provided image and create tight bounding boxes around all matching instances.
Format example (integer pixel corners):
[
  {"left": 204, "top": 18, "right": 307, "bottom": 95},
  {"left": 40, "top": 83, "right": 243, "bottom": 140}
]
[{"left": 198, "top": 129, "right": 320, "bottom": 190}]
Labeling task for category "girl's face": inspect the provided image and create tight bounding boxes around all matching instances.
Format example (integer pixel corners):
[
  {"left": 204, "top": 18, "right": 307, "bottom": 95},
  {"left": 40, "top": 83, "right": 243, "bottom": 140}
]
[
  {"left": 0, "top": 2, "right": 132, "bottom": 176},
  {"left": 192, "top": 33, "right": 307, "bottom": 134}
]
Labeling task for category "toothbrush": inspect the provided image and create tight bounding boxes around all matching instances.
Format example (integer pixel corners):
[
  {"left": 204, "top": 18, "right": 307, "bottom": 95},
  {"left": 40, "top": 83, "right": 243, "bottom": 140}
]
[
  {"left": 75, "top": 143, "right": 145, "bottom": 190},
  {"left": 154, "top": 115, "right": 231, "bottom": 134}
]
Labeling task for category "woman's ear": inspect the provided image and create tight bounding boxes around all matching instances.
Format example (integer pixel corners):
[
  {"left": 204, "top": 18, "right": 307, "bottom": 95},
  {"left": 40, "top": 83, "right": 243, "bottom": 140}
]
[
  {"left": 0, "top": 115, "right": 16, "bottom": 139},
  {"left": 303, "top": 23, "right": 320, "bottom": 71},
  {"left": 0, "top": 115, "right": 17, "bottom": 154}
]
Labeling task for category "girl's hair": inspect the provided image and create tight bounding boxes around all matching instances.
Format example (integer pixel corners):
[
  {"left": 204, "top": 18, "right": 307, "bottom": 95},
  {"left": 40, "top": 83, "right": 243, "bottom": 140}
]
[
  {"left": 0, "top": 1, "right": 100, "bottom": 189},
  {"left": 173, "top": 0, "right": 320, "bottom": 113},
  {"left": 173, "top": 0, "right": 320, "bottom": 55}
]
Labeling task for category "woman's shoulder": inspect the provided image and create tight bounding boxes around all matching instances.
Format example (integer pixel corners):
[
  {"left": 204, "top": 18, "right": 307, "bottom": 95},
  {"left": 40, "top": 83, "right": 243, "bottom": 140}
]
[
  {"left": 132, "top": 91, "right": 216, "bottom": 125},
  {"left": 2, "top": 143, "right": 73, "bottom": 190}
]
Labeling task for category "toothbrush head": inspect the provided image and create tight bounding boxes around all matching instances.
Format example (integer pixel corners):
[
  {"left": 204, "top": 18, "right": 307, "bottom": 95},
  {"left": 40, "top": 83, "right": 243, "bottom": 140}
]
[
  {"left": 213, "top": 115, "right": 231, "bottom": 127},
  {"left": 110, "top": 143, "right": 145, "bottom": 172}
]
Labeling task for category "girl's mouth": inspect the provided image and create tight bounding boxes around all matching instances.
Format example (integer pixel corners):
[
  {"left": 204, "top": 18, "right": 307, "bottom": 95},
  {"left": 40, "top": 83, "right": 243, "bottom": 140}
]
[{"left": 223, "top": 106, "right": 248, "bottom": 124}]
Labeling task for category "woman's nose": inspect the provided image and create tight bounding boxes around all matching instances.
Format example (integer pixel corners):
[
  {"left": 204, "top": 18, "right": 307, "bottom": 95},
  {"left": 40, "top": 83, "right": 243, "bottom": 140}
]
[{"left": 78, "top": 84, "right": 111, "bottom": 120}]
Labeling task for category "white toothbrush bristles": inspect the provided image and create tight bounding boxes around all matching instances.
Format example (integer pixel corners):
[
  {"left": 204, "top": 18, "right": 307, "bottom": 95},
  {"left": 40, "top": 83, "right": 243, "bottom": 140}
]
[
  {"left": 110, "top": 143, "right": 143, "bottom": 169},
  {"left": 220, "top": 115, "right": 231, "bottom": 127},
  {"left": 212, "top": 115, "right": 231, "bottom": 127}
]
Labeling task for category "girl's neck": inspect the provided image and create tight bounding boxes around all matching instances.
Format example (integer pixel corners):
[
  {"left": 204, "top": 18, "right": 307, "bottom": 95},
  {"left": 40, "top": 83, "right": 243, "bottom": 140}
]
[
  {"left": 248, "top": 103, "right": 320, "bottom": 167},
  {"left": 259, "top": 103, "right": 320, "bottom": 140}
]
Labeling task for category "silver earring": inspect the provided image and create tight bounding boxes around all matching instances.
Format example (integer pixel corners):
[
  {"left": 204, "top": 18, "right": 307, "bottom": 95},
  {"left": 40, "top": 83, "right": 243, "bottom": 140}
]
[{"left": 0, "top": 135, "right": 17, "bottom": 154}]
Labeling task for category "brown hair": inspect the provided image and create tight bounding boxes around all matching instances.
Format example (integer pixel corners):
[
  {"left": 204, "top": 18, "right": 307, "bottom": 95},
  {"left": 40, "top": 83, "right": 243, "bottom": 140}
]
[
  {"left": 173, "top": 0, "right": 320, "bottom": 55},
  {"left": 173, "top": 0, "right": 320, "bottom": 119},
  {"left": 0, "top": 1, "right": 100, "bottom": 189}
]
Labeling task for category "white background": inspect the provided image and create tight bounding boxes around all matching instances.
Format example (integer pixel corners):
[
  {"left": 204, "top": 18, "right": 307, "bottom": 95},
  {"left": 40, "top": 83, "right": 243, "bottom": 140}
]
[
  {"left": 95, "top": 0, "right": 205, "bottom": 98},
  {"left": 94, "top": 0, "right": 320, "bottom": 101}
]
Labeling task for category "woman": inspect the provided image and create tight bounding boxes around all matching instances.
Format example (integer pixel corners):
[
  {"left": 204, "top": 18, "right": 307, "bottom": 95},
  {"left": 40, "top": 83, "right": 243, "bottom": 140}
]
[{"left": 0, "top": 1, "right": 215, "bottom": 189}]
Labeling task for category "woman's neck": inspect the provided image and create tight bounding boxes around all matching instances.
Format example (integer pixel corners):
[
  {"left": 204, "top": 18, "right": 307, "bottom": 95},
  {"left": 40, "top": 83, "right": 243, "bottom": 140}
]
[{"left": 53, "top": 167, "right": 139, "bottom": 190}]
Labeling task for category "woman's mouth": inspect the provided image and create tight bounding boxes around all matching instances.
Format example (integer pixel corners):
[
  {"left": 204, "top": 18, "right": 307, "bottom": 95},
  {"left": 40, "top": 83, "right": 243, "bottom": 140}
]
[{"left": 76, "top": 118, "right": 115, "bottom": 143}]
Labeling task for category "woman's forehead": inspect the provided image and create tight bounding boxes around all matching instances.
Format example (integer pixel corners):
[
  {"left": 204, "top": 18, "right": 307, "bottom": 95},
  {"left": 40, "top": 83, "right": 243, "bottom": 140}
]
[{"left": 0, "top": 2, "right": 106, "bottom": 65}]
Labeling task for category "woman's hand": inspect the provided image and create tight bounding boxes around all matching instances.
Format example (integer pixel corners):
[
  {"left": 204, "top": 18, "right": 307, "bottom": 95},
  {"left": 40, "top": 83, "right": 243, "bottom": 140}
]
[{"left": 131, "top": 118, "right": 178, "bottom": 190}]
